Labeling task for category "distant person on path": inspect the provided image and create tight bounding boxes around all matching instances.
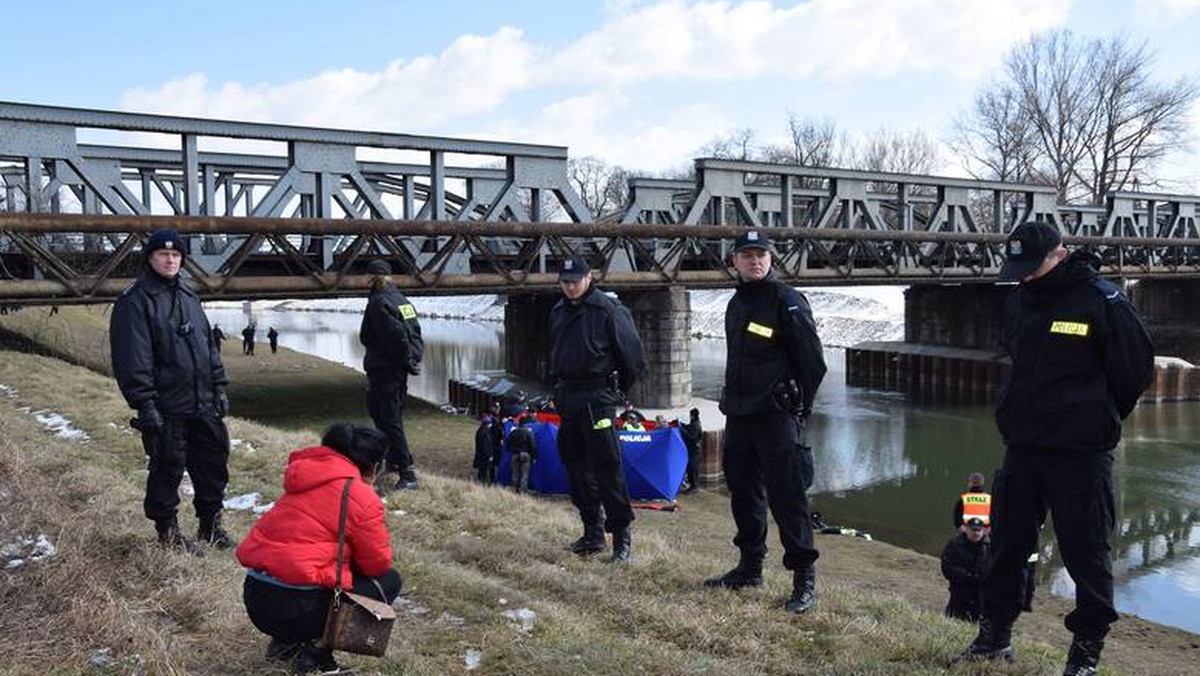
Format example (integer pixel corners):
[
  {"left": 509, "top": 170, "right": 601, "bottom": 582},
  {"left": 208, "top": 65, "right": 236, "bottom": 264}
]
[
  {"left": 680, "top": 408, "right": 703, "bottom": 494},
  {"left": 550, "top": 252, "right": 646, "bottom": 563},
  {"left": 509, "top": 417, "right": 538, "bottom": 494},
  {"left": 267, "top": 326, "right": 279, "bottom": 354},
  {"left": 953, "top": 472, "right": 991, "bottom": 531},
  {"left": 704, "top": 230, "right": 826, "bottom": 615},
  {"left": 360, "top": 259, "right": 424, "bottom": 491},
  {"left": 109, "top": 229, "right": 234, "bottom": 552},
  {"left": 952, "top": 221, "right": 1154, "bottom": 676},
  {"left": 236, "top": 423, "right": 401, "bottom": 674},
  {"left": 473, "top": 414, "right": 495, "bottom": 484},
  {"left": 212, "top": 324, "right": 225, "bottom": 354},
  {"left": 941, "top": 517, "right": 992, "bottom": 622},
  {"left": 242, "top": 323, "right": 256, "bottom": 355}
]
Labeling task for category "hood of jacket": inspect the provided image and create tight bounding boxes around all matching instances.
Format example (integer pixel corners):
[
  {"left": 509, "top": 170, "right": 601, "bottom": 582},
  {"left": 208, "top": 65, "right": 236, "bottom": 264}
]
[{"left": 283, "top": 446, "right": 361, "bottom": 494}]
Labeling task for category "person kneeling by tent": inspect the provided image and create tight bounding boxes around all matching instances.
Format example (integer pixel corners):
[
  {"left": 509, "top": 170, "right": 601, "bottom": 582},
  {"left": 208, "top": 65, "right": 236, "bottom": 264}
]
[{"left": 237, "top": 423, "right": 401, "bottom": 673}]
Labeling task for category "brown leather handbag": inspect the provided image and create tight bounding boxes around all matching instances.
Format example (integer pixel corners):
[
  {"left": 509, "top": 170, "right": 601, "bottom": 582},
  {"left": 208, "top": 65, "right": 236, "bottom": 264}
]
[{"left": 322, "top": 479, "right": 396, "bottom": 657}]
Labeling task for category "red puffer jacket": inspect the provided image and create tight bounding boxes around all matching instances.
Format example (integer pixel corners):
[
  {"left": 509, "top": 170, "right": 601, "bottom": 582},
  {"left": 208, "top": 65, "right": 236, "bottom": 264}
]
[{"left": 237, "top": 446, "right": 393, "bottom": 588}]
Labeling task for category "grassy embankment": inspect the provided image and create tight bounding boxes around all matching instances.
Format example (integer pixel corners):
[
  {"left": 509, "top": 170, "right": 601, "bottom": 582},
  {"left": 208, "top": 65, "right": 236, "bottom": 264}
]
[{"left": 0, "top": 306, "right": 1196, "bottom": 676}]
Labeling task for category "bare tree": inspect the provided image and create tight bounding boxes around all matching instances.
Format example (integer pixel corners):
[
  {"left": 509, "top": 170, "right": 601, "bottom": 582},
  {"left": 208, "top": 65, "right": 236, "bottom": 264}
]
[
  {"left": 567, "top": 156, "right": 629, "bottom": 222},
  {"left": 698, "top": 128, "right": 758, "bottom": 160},
  {"left": 954, "top": 30, "right": 1197, "bottom": 202},
  {"left": 849, "top": 128, "right": 941, "bottom": 175},
  {"left": 949, "top": 83, "right": 1039, "bottom": 182},
  {"left": 785, "top": 113, "right": 845, "bottom": 167}
]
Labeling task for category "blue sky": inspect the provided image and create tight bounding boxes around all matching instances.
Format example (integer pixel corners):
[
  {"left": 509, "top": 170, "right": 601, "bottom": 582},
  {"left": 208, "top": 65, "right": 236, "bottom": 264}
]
[{"left": 6, "top": 0, "right": 1200, "bottom": 186}]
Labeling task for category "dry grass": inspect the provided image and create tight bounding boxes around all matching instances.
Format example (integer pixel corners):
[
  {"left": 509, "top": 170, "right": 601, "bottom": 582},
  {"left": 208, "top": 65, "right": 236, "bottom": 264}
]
[{"left": 0, "top": 312, "right": 1195, "bottom": 675}]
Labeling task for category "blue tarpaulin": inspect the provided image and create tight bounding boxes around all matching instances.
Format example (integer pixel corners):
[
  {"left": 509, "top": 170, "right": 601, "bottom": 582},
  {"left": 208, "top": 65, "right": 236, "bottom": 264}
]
[{"left": 497, "top": 422, "right": 688, "bottom": 501}]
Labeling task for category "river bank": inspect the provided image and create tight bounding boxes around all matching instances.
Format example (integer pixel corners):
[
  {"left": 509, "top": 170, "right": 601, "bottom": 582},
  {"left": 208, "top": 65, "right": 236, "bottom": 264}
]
[{"left": 0, "top": 306, "right": 1197, "bottom": 674}]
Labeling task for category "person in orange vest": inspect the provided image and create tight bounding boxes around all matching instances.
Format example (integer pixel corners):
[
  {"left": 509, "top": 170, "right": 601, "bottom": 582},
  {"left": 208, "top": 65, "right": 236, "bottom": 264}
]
[{"left": 952, "top": 472, "right": 991, "bottom": 531}]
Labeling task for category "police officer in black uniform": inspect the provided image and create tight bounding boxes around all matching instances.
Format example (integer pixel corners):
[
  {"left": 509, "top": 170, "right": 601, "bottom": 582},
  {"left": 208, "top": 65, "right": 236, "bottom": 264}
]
[
  {"left": 953, "top": 221, "right": 1154, "bottom": 676},
  {"left": 110, "top": 229, "right": 234, "bottom": 552},
  {"left": 704, "top": 230, "right": 826, "bottom": 614},
  {"left": 549, "top": 253, "right": 646, "bottom": 563},
  {"left": 359, "top": 259, "right": 424, "bottom": 490}
]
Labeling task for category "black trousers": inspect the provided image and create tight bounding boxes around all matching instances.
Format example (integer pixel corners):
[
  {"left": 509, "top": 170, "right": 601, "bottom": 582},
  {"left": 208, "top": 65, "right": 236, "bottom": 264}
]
[
  {"left": 144, "top": 414, "right": 230, "bottom": 523},
  {"left": 243, "top": 569, "right": 402, "bottom": 644},
  {"left": 983, "top": 446, "right": 1117, "bottom": 639},
  {"left": 685, "top": 446, "right": 701, "bottom": 489},
  {"left": 558, "top": 405, "right": 634, "bottom": 533},
  {"left": 723, "top": 411, "right": 817, "bottom": 571},
  {"left": 366, "top": 368, "right": 414, "bottom": 478}
]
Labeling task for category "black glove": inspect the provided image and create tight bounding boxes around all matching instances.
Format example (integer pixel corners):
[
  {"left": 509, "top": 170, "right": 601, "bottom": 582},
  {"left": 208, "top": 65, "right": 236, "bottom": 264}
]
[
  {"left": 215, "top": 389, "right": 230, "bottom": 418},
  {"left": 136, "top": 405, "right": 163, "bottom": 432},
  {"left": 772, "top": 379, "right": 806, "bottom": 415}
]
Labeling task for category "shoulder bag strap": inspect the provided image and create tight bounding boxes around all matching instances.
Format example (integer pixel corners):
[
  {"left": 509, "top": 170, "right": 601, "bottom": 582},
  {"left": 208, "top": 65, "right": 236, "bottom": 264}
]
[{"left": 332, "top": 478, "right": 354, "bottom": 592}]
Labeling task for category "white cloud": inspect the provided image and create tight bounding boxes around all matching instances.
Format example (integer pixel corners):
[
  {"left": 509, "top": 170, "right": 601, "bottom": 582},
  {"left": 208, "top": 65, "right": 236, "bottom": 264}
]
[
  {"left": 1134, "top": 0, "right": 1200, "bottom": 16},
  {"left": 122, "top": 26, "right": 537, "bottom": 130},
  {"left": 116, "top": 1, "right": 1072, "bottom": 169}
]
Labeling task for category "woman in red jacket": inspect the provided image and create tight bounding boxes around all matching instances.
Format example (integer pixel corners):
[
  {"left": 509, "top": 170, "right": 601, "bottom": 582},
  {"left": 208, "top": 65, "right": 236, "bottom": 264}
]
[{"left": 237, "top": 423, "right": 401, "bottom": 673}]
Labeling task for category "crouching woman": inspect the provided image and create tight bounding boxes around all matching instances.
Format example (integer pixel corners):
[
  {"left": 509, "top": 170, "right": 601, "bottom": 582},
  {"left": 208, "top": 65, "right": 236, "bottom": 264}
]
[{"left": 237, "top": 423, "right": 401, "bottom": 673}]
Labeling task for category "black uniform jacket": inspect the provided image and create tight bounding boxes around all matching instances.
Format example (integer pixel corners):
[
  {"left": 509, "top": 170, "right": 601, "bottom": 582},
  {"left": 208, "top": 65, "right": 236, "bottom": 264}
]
[
  {"left": 510, "top": 425, "right": 538, "bottom": 459},
  {"left": 110, "top": 271, "right": 227, "bottom": 417},
  {"left": 941, "top": 533, "right": 991, "bottom": 595},
  {"left": 549, "top": 286, "right": 646, "bottom": 410},
  {"left": 995, "top": 252, "right": 1154, "bottom": 452},
  {"left": 360, "top": 282, "right": 425, "bottom": 372},
  {"left": 721, "top": 272, "right": 826, "bottom": 416}
]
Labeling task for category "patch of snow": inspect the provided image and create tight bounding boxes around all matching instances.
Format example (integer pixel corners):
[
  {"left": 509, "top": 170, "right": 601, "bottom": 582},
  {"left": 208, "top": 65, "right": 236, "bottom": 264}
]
[
  {"left": 2, "top": 534, "right": 56, "bottom": 568},
  {"left": 391, "top": 510, "right": 407, "bottom": 517},
  {"left": 436, "top": 612, "right": 466, "bottom": 627},
  {"left": 230, "top": 438, "right": 258, "bottom": 453},
  {"left": 0, "top": 383, "right": 18, "bottom": 399},
  {"left": 393, "top": 597, "right": 431, "bottom": 616},
  {"left": 179, "top": 475, "right": 195, "bottom": 497},
  {"left": 465, "top": 649, "right": 483, "bottom": 670},
  {"left": 223, "top": 492, "right": 262, "bottom": 510},
  {"left": 502, "top": 607, "right": 536, "bottom": 634},
  {"left": 498, "top": 597, "right": 508, "bottom": 605},
  {"left": 30, "top": 411, "right": 91, "bottom": 442},
  {"left": 689, "top": 287, "right": 904, "bottom": 347},
  {"left": 252, "top": 502, "right": 275, "bottom": 515},
  {"left": 88, "top": 648, "right": 117, "bottom": 669}
]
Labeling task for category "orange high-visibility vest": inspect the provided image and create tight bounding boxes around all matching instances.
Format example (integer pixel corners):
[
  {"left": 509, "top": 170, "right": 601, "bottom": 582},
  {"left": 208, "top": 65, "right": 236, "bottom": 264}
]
[{"left": 961, "top": 492, "right": 992, "bottom": 526}]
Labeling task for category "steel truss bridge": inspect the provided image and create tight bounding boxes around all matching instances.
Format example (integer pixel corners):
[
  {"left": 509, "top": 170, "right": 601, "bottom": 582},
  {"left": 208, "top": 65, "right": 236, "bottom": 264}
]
[{"left": 1, "top": 102, "right": 1199, "bottom": 305}]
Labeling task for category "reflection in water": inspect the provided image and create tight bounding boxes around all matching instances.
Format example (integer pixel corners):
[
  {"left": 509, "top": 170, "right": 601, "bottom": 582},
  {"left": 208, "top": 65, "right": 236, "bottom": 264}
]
[{"left": 204, "top": 305, "right": 1200, "bottom": 634}]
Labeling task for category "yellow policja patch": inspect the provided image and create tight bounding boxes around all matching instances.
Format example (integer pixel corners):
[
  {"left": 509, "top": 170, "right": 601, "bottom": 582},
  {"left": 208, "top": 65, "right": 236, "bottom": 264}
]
[
  {"left": 398, "top": 303, "right": 417, "bottom": 320},
  {"left": 746, "top": 322, "right": 774, "bottom": 339},
  {"left": 1049, "top": 321, "right": 1089, "bottom": 337}
]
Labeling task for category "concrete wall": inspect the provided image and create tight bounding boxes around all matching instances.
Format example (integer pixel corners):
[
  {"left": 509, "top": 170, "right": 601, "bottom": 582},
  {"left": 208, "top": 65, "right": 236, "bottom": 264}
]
[
  {"left": 504, "top": 292, "right": 557, "bottom": 383},
  {"left": 904, "top": 284, "right": 1010, "bottom": 349},
  {"left": 622, "top": 286, "right": 692, "bottom": 408}
]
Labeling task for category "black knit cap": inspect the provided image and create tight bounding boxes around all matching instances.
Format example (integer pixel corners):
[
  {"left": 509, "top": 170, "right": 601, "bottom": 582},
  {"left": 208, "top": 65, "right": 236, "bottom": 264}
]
[{"left": 144, "top": 229, "right": 186, "bottom": 258}]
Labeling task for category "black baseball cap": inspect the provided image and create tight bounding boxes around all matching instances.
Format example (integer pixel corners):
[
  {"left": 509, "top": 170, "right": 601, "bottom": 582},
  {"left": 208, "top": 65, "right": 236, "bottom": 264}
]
[
  {"left": 966, "top": 517, "right": 986, "bottom": 530},
  {"left": 732, "top": 230, "right": 775, "bottom": 254},
  {"left": 366, "top": 259, "right": 392, "bottom": 276},
  {"left": 559, "top": 253, "right": 589, "bottom": 282},
  {"left": 144, "top": 229, "right": 186, "bottom": 258},
  {"left": 999, "top": 221, "right": 1062, "bottom": 282}
]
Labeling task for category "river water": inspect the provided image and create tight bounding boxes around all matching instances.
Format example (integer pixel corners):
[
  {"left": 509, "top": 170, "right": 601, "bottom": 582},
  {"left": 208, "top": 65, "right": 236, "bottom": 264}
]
[{"left": 206, "top": 304, "right": 1200, "bottom": 635}]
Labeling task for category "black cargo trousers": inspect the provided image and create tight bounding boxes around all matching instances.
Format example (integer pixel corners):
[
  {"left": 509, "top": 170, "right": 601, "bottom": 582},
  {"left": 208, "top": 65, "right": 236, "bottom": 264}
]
[
  {"left": 723, "top": 410, "right": 817, "bottom": 571},
  {"left": 983, "top": 446, "right": 1117, "bottom": 639},
  {"left": 144, "top": 415, "right": 230, "bottom": 523},
  {"left": 556, "top": 395, "right": 634, "bottom": 534}
]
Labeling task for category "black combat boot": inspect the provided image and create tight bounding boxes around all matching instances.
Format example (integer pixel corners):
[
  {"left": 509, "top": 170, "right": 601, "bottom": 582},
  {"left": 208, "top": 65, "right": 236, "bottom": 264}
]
[
  {"left": 1062, "top": 636, "right": 1103, "bottom": 676},
  {"left": 610, "top": 527, "right": 632, "bottom": 564},
  {"left": 155, "top": 516, "right": 202, "bottom": 556},
  {"left": 265, "top": 637, "right": 301, "bottom": 662},
  {"left": 568, "top": 520, "right": 606, "bottom": 555},
  {"left": 291, "top": 641, "right": 340, "bottom": 674},
  {"left": 785, "top": 566, "right": 816, "bottom": 614},
  {"left": 393, "top": 469, "right": 420, "bottom": 491},
  {"left": 197, "top": 511, "right": 237, "bottom": 550},
  {"left": 950, "top": 616, "right": 1015, "bottom": 666},
  {"left": 703, "top": 555, "right": 764, "bottom": 589}
]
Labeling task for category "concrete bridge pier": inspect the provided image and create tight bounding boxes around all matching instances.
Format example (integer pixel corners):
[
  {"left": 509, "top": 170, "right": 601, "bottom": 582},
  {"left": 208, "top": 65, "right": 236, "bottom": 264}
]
[
  {"left": 904, "top": 284, "right": 1009, "bottom": 349},
  {"left": 1129, "top": 279, "right": 1200, "bottom": 364},
  {"left": 503, "top": 286, "right": 692, "bottom": 409}
]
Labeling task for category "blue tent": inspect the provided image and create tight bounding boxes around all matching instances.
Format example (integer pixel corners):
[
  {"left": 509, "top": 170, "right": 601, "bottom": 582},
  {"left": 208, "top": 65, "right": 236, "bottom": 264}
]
[{"left": 497, "top": 421, "right": 688, "bottom": 501}]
